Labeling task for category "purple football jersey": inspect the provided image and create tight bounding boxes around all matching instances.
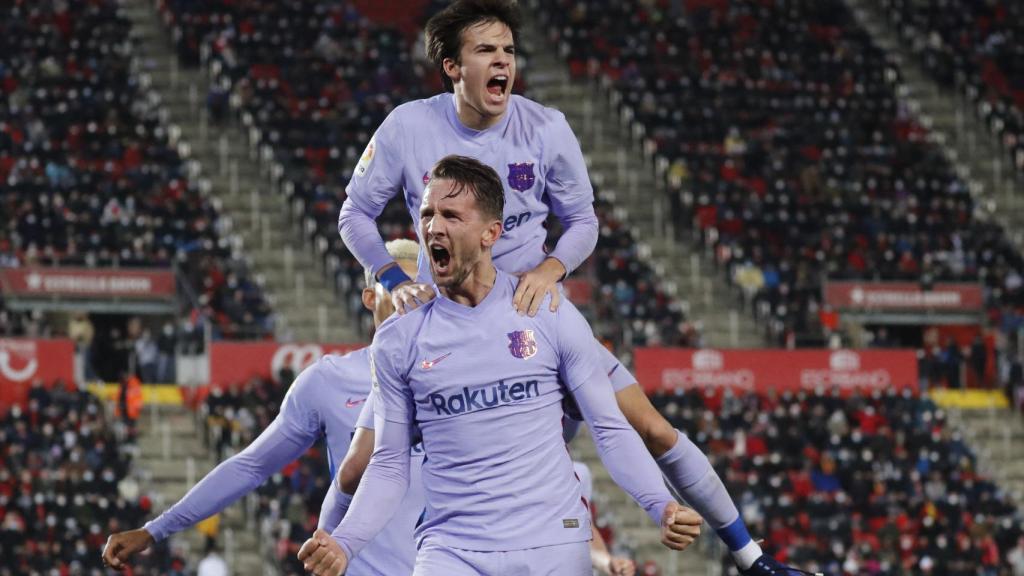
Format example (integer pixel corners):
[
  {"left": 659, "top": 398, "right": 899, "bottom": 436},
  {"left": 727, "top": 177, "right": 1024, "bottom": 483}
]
[
  {"left": 332, "top": 271, "right": 673, "bottom": 559},
  {"left": 339, "top": 93, "right": 598, "bottom": 281}
]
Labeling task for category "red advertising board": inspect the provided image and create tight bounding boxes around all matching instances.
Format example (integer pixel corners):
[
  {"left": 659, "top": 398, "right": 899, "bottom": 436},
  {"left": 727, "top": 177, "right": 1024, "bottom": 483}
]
[
  {"left": 634, "top": 348, "right": 919, "bottom": 395},
  {"left": 209, "top": 342, "right": 365, "bottom": 387},
  {"left": 0, "top": 339, "right": 75, "bottom": 409},
  {"left": 0, "top": 267, "right": 176, "bottom": 299},
  {"left": 824, "top": 282, "right": 983, "bottom": 311}
]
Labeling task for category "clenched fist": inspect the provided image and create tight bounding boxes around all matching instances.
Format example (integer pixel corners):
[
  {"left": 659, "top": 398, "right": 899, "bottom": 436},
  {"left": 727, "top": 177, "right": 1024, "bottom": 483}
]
[
  {"left": 660, "top": 502, "right": 702, "bottom": 551},
  {"left": 297, "top": 528, "right": 349, "bottom": 576},
  {"left": 101, "top": 528, "right": 155, "bottom": 570}
]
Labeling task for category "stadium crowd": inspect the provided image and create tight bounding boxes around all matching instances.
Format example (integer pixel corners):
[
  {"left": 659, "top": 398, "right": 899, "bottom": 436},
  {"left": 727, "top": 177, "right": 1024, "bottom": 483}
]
[
  {"left": 0, "top": 0, "right": 275, "bottom": 340},
  {"left": 540, "top": 0, "right": 1024, "bottom": 356},
  {"left": 0, "top": 381, "right": 184, "bottom": 575},
  {"left": 879, "top": 0, "right": 1024, "bottom": 175},
  {"left": 653, "top": 386, "right": 1022, "bottom": 574}
]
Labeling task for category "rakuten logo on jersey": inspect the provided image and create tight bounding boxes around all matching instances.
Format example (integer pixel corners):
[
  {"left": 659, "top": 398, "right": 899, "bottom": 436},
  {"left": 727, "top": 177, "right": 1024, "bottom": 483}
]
[
  {"left": 660, "top": 350, "right": 755, "bottom": 391},
  {"left": 427, "top": 379, "right": 540, "bottom": 416},
  {"left": 800, "top": 351, "right": 890, "bottom": 389},
  {"left": 271, "top": 344, "right": 323, "bottom": 382}
]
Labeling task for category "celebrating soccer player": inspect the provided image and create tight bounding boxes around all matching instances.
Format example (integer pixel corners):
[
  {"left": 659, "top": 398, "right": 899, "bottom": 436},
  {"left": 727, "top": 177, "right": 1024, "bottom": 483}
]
[
  {"left": 300, "top": 155, "right": 699, "bottom": 575},
  {"left": 101, "top": 241, "right": 425, "bottom": 576},
  {"left": 336, "top": 1, "right": 791, "bottom": 572}
]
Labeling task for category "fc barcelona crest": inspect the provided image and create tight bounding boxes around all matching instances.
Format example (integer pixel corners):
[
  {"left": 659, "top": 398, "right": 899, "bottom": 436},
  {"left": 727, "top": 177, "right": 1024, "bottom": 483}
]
[
  {"left": 507, "top": 162, "right": 535, "bottom": 192},
  {"left": 507, "top": 330, "right": 538, "bottom": 359}
]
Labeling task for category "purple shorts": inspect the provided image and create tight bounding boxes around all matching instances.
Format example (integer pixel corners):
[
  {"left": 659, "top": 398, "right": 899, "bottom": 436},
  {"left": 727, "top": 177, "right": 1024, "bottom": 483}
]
[{"left": 413, "top": 540, "right": 590, "bottom": 576}]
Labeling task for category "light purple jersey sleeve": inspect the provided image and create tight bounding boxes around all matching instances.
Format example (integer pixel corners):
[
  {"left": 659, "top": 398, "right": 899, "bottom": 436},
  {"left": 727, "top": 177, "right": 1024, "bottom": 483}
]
[
  {"left": 338, "top": 111, "right": 408, "bottom": 278},
  {"left": 355, "top": 390, "right": 376, "bottom": 430},
  {"left": 544, "top": 114, "right": 599, "bottom": 275},
  {"left": 556, "top": 302, "right": 673, "bottom": 526},
  {"left": 143, "top": 381, "right": 320, "bottom": 541},
  {"left": 331, "top": 341, "right": 413, "bottom": 560},
  {"left": 595, "top": 342, "right": 638, "bottom": 392}
]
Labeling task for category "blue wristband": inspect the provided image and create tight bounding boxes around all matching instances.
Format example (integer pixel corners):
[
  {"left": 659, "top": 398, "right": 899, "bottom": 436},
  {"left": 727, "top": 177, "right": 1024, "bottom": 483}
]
[{"left": 379, "top": 265, "right": 412, "bottom": 292}]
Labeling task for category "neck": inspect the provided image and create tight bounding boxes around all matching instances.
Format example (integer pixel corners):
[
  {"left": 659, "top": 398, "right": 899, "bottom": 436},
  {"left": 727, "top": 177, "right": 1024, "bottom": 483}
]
[
  {"left": 440, "top": 261, "right": 497, "bottom": 307},
  {"left": 453, "top": 91, "right": 505, "bottom": 131}
]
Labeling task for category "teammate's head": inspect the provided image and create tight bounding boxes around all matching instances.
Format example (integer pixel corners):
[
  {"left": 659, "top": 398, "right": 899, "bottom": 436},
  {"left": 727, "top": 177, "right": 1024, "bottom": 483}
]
[
  {"left": 362, "top": 239, "right": 420, "bottom": 327},
  {"left": 425, "top": 0, "right": 520, "bottom": 128},
  {"left": 420, "top": 155, "right": 504, "bottom": 289}
]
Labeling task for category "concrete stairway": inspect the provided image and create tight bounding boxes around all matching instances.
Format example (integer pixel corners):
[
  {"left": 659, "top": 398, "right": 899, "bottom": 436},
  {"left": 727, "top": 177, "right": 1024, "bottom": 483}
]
[
  {"left": 135, "top": 405, "right": 268, "bottom": 575},
  {"left": 570, "top": 428, "right": 721, "bottom": 576},
  {"left": 521, "top": 9, "right": 764, "bottom": 348},
  {"left": 120, "top": 0, "right": 357, "bottom": 343},
  {"left": 848, "top": 0, "right": 1024, "bottom": 247},
  {"left": 948, "top": 406, "right": 1024, "bottom": 506}
]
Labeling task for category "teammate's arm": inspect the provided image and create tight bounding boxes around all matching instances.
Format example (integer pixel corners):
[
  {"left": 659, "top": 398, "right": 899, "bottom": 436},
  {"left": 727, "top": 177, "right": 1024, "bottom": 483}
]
[
  {"left": 102, "top": 381, "right": 320, "bottom": 569},
  {"left": 556, "top": 301, "right": 701, "bottom": 551},
  {"left": 514, "top": 114, "right": 600, "bottom": 316}
]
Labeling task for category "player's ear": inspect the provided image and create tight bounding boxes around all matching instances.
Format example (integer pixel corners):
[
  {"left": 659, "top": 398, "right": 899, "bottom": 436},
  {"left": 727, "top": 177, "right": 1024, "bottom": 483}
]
[
  {"left": 443, "top": 57, "right": 461, "bottom": 85},
  {"left": 481, "top": 220, "right": 502, "bottom": 248},
  {"left": 361, "top": 286, "right": 376, "bottom": 313}
]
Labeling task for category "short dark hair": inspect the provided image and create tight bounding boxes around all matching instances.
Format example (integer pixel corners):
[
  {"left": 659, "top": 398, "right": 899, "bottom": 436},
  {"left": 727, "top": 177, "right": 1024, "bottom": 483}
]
[
  {"left": 429, "top": 155, "right": 505, "bottom": 222},
  {"left": 424, "top": 0, "right": 521, "bottom": 92}
]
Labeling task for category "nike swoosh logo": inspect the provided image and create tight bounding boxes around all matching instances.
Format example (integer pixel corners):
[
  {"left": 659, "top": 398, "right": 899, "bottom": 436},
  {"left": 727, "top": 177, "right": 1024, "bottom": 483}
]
[
  {"left": 421, "top": 352, "right": 453, "bottom": 370},
  {"left": 345, "top": 398, "right": 367, "bottom": 408}
]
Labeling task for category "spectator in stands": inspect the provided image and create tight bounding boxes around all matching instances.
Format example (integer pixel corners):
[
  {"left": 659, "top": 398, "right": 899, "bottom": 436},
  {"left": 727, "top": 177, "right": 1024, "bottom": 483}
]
[{"left": 0, "top": 380, "right": 177, "bottom": 574}]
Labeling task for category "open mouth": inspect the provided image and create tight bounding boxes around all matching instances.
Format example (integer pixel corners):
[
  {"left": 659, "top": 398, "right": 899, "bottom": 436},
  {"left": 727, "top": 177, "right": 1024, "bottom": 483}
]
[
  {"left": 430, "top": 243, "right": 451, "bottom": 274},
  {"left": 486, "top": 75, "right": 509, "bottom": 98}
]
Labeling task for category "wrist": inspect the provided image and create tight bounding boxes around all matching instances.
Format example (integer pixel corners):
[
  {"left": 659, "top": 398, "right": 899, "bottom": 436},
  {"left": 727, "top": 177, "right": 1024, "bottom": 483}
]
[
  {"left": 378, "top": 264, "right": 412, "bottom": 292},
  {"left": 541, "top": 257, "right": 567, "bottom": 280}
]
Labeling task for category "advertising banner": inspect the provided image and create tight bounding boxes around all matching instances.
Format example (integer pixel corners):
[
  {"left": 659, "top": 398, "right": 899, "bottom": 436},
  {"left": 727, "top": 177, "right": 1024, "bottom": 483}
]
[
  {"left": 209, "top": 342, "right": 365, "bottom": 386},
  {"left": 634, "top": 348, "right": 919, "bottom": 395},
  {"left": 0, "top": 339, "right": 75, "bottom": 408},
  {"left": 824, "top": 282, "right": 983, "bottom": 311},
  {"left": 0, "top": 267, "right": 176, "bottom": 299}
]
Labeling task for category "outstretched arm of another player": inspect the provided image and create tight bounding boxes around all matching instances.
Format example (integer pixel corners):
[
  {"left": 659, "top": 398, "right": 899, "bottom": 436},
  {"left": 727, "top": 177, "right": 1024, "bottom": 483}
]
[{"left": 103, "top": 391, "right": 318, "bottom": 569}]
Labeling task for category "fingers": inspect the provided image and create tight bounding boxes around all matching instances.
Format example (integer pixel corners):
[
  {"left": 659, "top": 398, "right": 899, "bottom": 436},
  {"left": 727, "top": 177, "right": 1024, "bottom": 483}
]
[
  {"left": 297, "top": 536, "right": 321, "bottom": 563},
  {"left": 391, "top": 284, "right": 434, "bottom": 315},
  {"left": 672, "top": 507, "right": 703, "bottom": 527},
  {"left": 610, "top": 557, "right": 635, "bottom": 576},
  {"left": 512, "top": 280, "right": 527, "bottom": 314},
  {"left": 513, "top": 278, "right": 557, "bottom": 317},
  {"left": 548, "top": 284, "right": 561, "bottom": 312},
  {"left": 303, "top": 544, "right": 330, "bottom": 573},
  {"left": 101, "top": 538, "right": 123, "bottom": 570}
]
